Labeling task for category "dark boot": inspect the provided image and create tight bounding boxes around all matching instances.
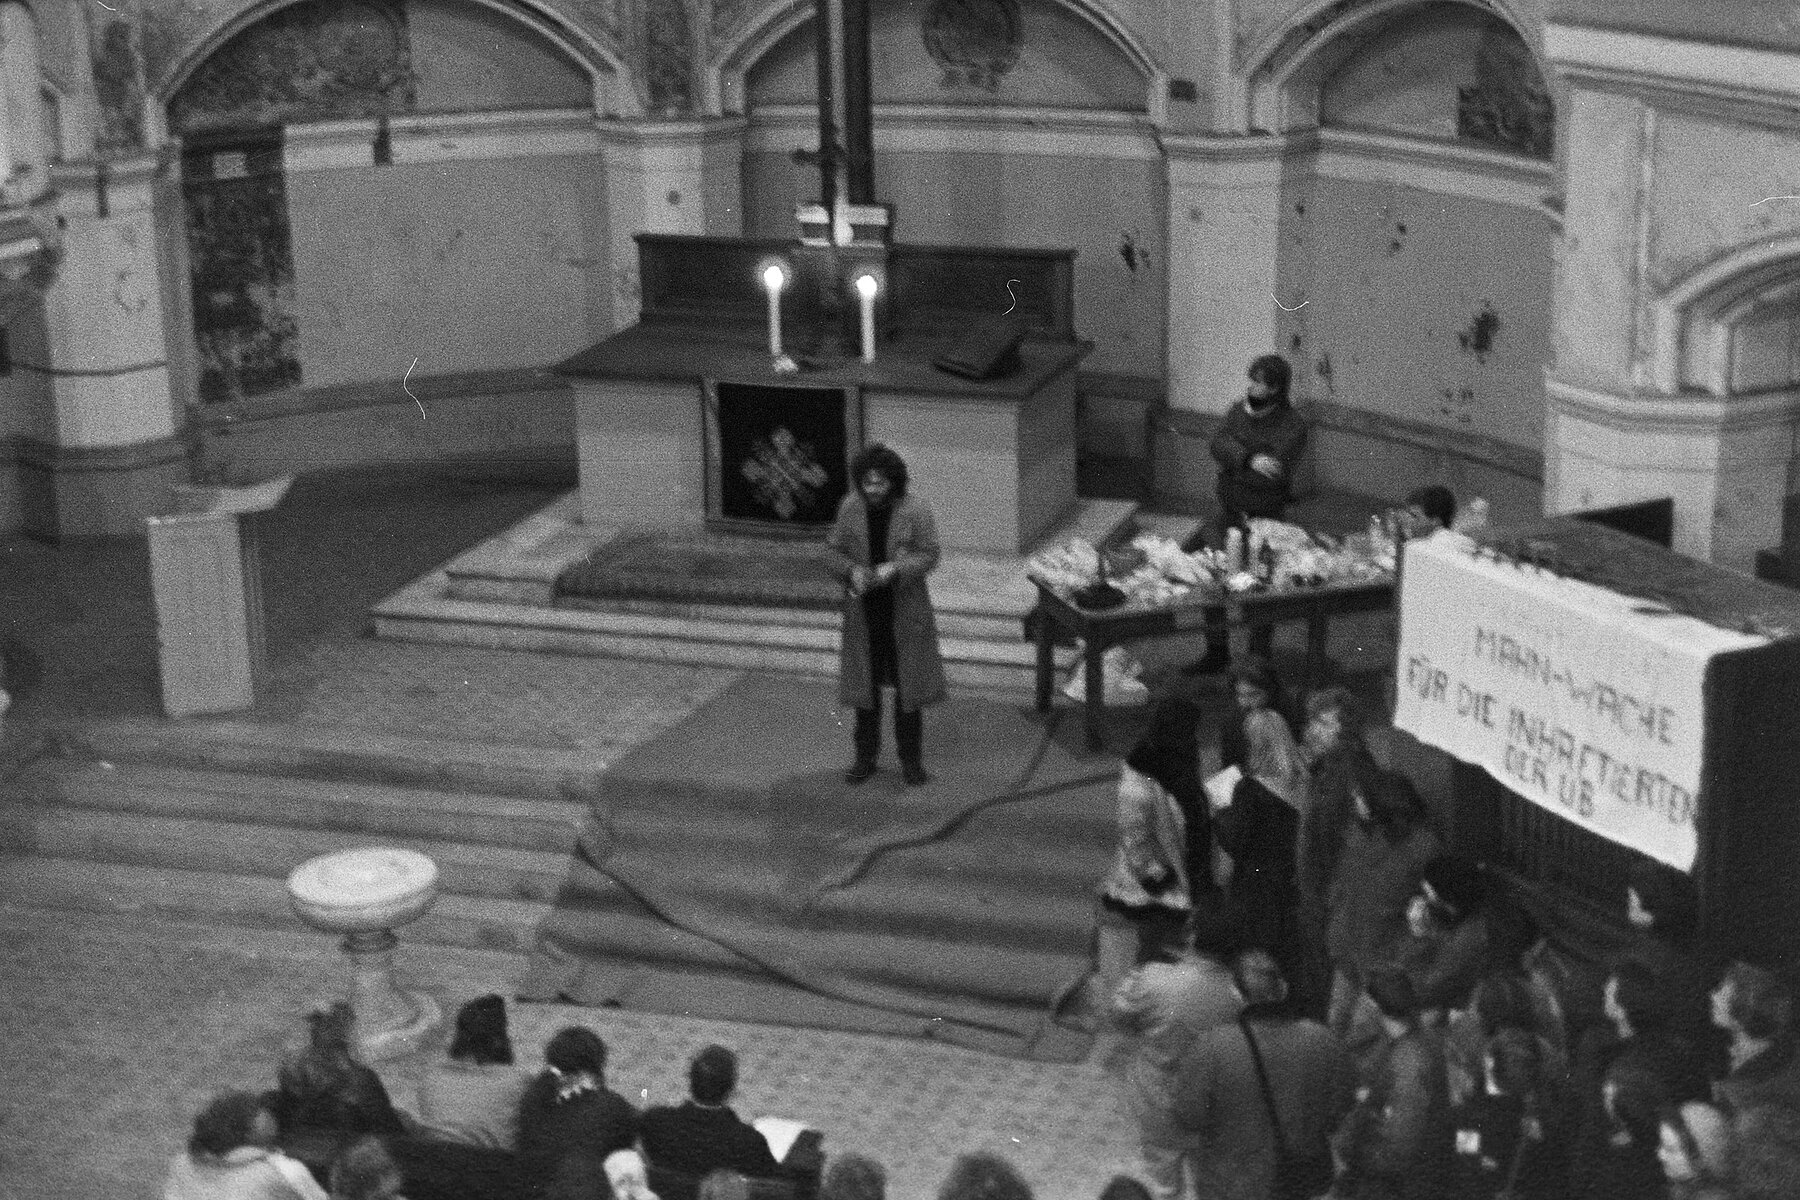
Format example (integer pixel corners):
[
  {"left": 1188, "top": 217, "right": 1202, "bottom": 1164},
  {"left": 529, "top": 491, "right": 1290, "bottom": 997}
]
[
  {"left": 896, "top": 705, "right": 927, "bottom": 785},
  {"left": 846, "top": 703, "right": 880, "bottom": 783}
]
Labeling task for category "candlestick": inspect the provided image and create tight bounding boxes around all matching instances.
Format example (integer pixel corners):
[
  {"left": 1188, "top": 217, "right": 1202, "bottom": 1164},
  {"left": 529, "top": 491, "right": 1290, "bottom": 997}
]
[
  {"left": 761, "top": 263, "right": 786, "bottom": 359},
  {"left": 854, "top": 273, "right": 878, "bottom": 363}
]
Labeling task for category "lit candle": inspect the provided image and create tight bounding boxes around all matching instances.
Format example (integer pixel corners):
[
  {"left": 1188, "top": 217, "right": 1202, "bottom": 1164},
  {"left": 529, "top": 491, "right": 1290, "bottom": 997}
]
[
  {"left": 854, "top": 272, "right": 878, "bottom": 363},
  {"left": 761, "top": 263, "right": 787, "bottom": 359}
]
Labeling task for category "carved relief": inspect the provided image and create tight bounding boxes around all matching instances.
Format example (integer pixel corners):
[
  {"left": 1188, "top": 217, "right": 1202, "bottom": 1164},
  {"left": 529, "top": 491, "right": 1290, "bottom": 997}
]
[
  {"left": 922, "top": 0, "right": 1023, "bottom": 92},
  {"left": 168, "top": 0, "right": 416, "bottom": 136},
  {"left": 642, "top": 0, "right": 696, "bottom": 113},
  {"left": 92, "top": 18, "right": 147, "bottom": 150},
  {"left": 1455, "top": 30, "right": 1553, "bottom": 159}
]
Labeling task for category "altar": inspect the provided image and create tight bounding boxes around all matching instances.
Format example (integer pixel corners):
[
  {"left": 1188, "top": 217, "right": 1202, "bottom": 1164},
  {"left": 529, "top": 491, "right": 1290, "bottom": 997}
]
[{"left": 555, "top": 236, "right": 1089, "bottom": 554}]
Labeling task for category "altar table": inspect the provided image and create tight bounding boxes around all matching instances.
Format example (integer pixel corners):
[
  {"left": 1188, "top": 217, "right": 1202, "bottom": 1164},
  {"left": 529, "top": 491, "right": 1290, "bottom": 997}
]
[{"left": 1030, "top": 574, "right": 1396, "bottom": 749}]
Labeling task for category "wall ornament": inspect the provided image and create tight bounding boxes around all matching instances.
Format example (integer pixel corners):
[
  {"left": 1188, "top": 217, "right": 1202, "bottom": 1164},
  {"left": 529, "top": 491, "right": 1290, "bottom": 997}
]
[{"left": 922, "top": 0, "right": 1023, "bottom": 92}]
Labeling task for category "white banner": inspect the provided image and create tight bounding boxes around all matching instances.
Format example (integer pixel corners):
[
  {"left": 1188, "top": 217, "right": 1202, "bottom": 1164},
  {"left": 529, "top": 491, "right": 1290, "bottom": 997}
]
[{"left": 1394, "top": 534, "right": 1765, "bottom": 871}]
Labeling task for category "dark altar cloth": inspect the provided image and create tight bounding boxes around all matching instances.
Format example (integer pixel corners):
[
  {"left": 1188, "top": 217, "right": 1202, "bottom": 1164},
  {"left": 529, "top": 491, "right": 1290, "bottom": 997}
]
[{"left": 553, "top": 321, "right": 1089, "bottom": 397}]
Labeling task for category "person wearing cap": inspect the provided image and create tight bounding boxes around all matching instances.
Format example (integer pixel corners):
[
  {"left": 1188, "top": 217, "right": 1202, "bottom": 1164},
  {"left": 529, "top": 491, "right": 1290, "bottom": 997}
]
[
  {"left": 409, "top": 994, "right": 528, "bottom": 1150},
  {"left": 1394, "top": 854, "right": 1494, "bottom": 1019},
  {"left": 1332, "top": 969, "right": 1454, "bottom": 1200}
]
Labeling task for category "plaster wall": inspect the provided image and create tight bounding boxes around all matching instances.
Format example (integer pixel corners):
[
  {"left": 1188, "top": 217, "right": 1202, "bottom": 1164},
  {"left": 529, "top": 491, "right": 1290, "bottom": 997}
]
[
  {"left": 407, "top": 0, "right": 593, "bottom": 113},
  {"left": 284, "top": 150, "right": 611, "bottom": 390},
  {"left": 1276, "top": 172, "right": 1552, "bottom": 452},
  {"left": 1643, "top": 111, "right": 1800, "bottom": 292},
  {"left": 1547, "top": 87, "right": 1640, "bottom": 390}
]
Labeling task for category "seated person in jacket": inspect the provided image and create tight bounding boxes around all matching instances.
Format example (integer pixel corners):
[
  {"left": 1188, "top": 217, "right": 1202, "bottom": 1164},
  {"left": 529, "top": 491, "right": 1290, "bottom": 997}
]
[
  {"left": 516, "top": 1026, "right": 639, "bottom": 1186},
  {"left": 640, "top": 1044, "right": 781, "bottom": 1180},
  {"left": 272, "top": 1003, "right": 406, "bottom": 1137},
  {"left": 165, "top": 1090, "right": 328, "bottom": 1200},
  {"left": 407, "top": 994, "right": 527, "bottom": 1151}
]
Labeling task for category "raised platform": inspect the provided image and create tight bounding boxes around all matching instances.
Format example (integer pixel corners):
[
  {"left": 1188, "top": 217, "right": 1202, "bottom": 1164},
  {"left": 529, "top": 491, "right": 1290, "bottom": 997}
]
[{"left": 370, "top": 494, "right": 1186, "bottom": 691}]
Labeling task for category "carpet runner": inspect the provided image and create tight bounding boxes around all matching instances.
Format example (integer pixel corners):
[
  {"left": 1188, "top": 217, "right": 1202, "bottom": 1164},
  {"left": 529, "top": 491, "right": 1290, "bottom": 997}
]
[
  {"left": 556, "top": 531, "right": 843, "bottom": 610},
  {"left": 521, "top": 674, "right": 1118, "bottom": 1061}
]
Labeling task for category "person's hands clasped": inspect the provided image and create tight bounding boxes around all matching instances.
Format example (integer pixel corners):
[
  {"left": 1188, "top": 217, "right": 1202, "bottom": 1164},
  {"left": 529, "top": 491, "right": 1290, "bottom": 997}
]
[{"left": 1249, "top": 452, "right": 1284, "bottom": 480}]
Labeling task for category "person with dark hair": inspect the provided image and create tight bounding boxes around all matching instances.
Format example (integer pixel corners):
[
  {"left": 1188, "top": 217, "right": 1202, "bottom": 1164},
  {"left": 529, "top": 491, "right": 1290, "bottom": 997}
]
[
  {"left": 1570, "top": 1056, "right": 1678, "bottom": 1200},
  {"left": 515, "top": 1026, "right": 638, "bottom": 1188},
  {"left": 1447, "top": 1027, "right": 1566, "bottom": 1200},
  {"left": 1568, "top": 963, "right": 1708, "bottom": 1200},
  {"left": 1324, "top": 772, "right": 1442, "bottom": 1038},
  {"left": 1171, "top": 949, "right": 1355, "bottom": 1200},
  {"left": 820, "top": 1153, "right": 887, "bottom": 1200},
  {"left": 1333, "top": 969, "right": 1454, "bottom": 1200},
  {"left": 1112, "top": 903, "right": 1246, "bottom": 1200},
  {"left": 1183, "top": 354, "right": 1310, "bottom": 673},
  {"left": 1100, "top": 696, "right": 1208, "bottom": 921},
  {"left": 272, "top": 1003, "right": 406, "bottom": 1138},
  {"left": 327, "top": 1137, "right": 405, "bottom": 1200},
  {"left": 1293, "top": 686, "right": 1380, "bottom": 1019},
  {"left": 934, "top": 1152, "right": 1034, "bottom": 1200},
  {"left": 826, "top": 443, "right": 946, "bottom": 787},
  {"left": 164, "top": 1090, "right": 328, "bottom": 1200},
  {"left": 1392, "top": 854, "right": 1495, "bottom": 1018},
  {"left": 1403, "top": 486, "right": 1457, "bottom": 536},
  {"left": 408, "top": 994, "right": 527, "bottom": 1150},
  {"left": 1621, "top": 862, "right": 1718, "bottom": 1063},
  {"left": 640, "top": 1044, "right": 781, "bottom": 1181},
  {"left": 1711, "top": 960, "right": 1800, "bottom": 1114}
]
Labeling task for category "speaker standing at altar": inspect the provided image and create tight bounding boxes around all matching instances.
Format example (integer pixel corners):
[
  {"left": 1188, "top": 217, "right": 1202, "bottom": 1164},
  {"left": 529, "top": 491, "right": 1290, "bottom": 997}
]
[{"left": 826, "top": 445, "right": 947, "bottom": 787}]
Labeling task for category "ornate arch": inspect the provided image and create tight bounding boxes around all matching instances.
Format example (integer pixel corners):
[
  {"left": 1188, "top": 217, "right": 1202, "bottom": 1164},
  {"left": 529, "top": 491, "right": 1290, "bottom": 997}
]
[
  {"left": 1651, "top": 235, "right": 1800, "bottom": 395},
  {"left": 705, "top": 0, "right": 1167, "bottom": 120},
  {"left": 150, "top": 0, "right": 639, "bottom": 135},
  {"left": 1238, "top": 0, "right": 1546, "bottom": 134}
]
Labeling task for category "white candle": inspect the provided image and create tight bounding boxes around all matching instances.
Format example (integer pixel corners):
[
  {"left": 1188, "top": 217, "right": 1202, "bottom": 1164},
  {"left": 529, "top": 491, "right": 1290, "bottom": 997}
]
[
  {"left": 854, "top": 273, "right": 878, "bottom": 363},
  {"left": 762, "top": 264, "right": 786, "bottom": 358}
]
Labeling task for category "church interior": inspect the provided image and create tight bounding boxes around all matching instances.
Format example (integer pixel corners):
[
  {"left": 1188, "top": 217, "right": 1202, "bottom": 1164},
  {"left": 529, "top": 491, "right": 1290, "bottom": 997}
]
[{"left": 7, "top": 0, "right": 1800, "bottom": 1197}]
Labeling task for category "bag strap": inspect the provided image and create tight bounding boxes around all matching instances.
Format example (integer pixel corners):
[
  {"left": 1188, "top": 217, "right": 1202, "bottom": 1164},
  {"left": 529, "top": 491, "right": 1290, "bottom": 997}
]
[{"left": 1239, "top": 1014, "right": 1294, "bottom": 1161}]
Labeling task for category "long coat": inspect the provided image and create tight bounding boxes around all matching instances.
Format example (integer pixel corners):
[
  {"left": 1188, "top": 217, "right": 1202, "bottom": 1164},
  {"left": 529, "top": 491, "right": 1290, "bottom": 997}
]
[{"left": 824, "top": 492, "right": 947, "bottom": 711}]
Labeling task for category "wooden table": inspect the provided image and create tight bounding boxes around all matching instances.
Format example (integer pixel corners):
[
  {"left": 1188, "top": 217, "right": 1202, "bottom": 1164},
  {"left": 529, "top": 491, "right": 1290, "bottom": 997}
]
[{"left": 1029, "top": 573, "right": 1396, "bottom": 749}]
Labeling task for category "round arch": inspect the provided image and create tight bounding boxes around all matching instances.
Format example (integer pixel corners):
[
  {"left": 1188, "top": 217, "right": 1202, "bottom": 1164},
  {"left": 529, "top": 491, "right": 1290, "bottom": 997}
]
[
  {"left": 150, "top": 0, "right": 639, "bottom": 136},
  {"left": 705, "top": 0, "right": 1168, "bottom": 120},
  {"left": 1651, "top": 235, "right": 1800, "bottom": 395},
  {"left": 1238, "top": 0, "right": 1546, "bottom": 134}
]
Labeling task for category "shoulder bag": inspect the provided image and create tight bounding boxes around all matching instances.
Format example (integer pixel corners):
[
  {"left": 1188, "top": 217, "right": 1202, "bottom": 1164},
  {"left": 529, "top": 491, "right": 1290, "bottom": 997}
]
[{"left": 1241, "top": 1015, "right": 1336, "bottom": 1200}]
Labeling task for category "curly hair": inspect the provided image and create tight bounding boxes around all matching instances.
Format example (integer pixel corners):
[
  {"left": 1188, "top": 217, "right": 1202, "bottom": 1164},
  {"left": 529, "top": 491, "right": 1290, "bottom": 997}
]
[{"left": 850, "top": 444, "right": 909, "bottom": 499}]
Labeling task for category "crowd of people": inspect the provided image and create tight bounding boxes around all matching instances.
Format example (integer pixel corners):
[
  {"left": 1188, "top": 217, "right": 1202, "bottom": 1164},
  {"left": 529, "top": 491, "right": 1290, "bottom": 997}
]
[
  {"left": 1097, "top": 674, "right": 1800, "bottom": 1200},
  {"left": 162, "top": 994, "right": 1117, "bottom": 1200}
]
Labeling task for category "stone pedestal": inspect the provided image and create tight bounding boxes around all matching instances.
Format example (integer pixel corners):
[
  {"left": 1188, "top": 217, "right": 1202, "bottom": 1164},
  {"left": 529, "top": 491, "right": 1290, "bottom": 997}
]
[{"left": 287, "top": 847, "right": 442, "bottom": 1061}]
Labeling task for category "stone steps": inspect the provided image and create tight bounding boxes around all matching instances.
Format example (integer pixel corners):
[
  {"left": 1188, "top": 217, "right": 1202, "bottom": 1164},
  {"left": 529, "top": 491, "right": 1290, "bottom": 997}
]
[{"left": 368, "top": 497, "right": 1169, "bottom": 691}]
